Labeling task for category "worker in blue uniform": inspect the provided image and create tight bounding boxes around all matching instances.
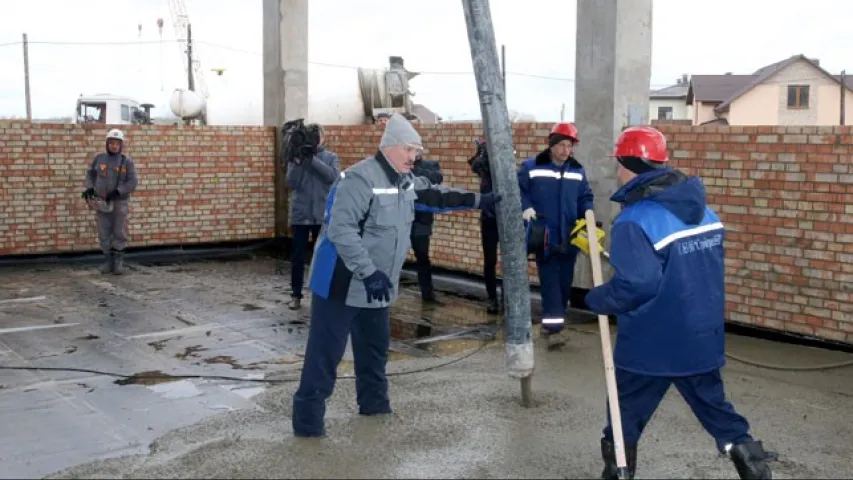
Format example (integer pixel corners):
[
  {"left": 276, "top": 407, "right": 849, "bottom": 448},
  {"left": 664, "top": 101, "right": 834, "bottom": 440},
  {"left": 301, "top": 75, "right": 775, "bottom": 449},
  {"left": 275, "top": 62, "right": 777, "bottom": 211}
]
[
  {"left": 584, "top": 126, "right": 773, "bottom": 480},
  {"left": 292, "top": 114, "right": 501, "bottom": 438},
  {"left": 518, "top": 122, "right": 594, "bottom": 348}
]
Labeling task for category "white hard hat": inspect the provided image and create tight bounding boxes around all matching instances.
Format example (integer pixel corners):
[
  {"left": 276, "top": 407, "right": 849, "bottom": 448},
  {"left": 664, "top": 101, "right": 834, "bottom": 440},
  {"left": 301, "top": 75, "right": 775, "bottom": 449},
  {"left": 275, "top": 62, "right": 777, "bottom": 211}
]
[{"left": 106, "top": 129, "right": 125, "bottom": 141}]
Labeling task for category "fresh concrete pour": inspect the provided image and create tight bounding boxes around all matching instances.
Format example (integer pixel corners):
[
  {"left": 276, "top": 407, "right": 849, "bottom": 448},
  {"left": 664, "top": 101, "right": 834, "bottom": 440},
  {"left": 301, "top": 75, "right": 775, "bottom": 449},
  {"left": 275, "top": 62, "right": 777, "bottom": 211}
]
[
  {"left": 46, "top": 330, "right": 853, "bottom": 479},
  {"left": 0, "top": 258, "right": 851, "bottom": 478}
]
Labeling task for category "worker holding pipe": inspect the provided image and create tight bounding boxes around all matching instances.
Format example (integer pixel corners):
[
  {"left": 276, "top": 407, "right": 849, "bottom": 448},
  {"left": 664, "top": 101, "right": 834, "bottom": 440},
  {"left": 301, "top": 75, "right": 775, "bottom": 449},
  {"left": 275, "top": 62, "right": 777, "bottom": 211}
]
[
  {"left": 584, "top": 126, "right": 773, "bottom": 480},
  {"left": 518, "top": 122, "right": 594, "bottom": 348},
  {"left": 292, "top": 113, "right": 501, "bottom": 437}
]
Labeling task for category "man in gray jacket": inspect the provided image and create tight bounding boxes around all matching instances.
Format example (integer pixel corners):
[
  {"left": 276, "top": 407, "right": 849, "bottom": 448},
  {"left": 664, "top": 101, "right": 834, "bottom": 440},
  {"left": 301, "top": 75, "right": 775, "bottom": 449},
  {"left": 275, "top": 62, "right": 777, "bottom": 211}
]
[
  {"left": 81, "top": 128, "right": 138, "bottom": 275},
  {"left": 285, "top": 124, "right": 340, "bottom": 310},
  {"left": 292, "top": 114, "right": 502, "bottom": 437}
]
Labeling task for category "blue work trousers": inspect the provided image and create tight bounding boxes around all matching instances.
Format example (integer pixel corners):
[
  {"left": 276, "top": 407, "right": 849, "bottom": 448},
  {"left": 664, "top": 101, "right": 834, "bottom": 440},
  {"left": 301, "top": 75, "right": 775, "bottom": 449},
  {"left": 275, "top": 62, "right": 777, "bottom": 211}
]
[
  {"left": 292, "top": 293, "right": 392, "bottom": 437},
  {"left": 537, "top": 250, "right": 578, "bottom": 333},
  {"left": 603, "top": 368, "right": 753, "bottom": 452}
]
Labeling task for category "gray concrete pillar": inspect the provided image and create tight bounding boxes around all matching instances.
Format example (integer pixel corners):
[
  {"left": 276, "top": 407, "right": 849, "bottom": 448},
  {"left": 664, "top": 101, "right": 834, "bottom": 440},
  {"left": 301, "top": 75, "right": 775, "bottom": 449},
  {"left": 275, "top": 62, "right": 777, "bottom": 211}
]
[
  {"left": 263, "top": 0, "right": 308, "bottom": 238},
  {"left": 573, "top": 0, "right": 653, "bottom": 288},
  {"left": 262, "top": 0, "right": 309, "bottom": 126}
]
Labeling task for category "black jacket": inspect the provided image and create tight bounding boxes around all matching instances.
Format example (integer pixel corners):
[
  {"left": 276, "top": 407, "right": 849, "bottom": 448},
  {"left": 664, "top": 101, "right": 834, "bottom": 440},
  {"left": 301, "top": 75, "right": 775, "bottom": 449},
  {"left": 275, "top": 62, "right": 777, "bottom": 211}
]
[{"left": 411, "top": 158, "right": 443, "bottom": 236}]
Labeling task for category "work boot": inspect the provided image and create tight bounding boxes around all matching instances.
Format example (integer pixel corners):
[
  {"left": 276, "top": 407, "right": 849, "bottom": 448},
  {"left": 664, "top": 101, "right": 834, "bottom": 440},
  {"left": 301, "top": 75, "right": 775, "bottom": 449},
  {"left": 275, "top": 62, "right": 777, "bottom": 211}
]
[
  {"left": 600, "top": 438, "right": 637, "bottom": 480},
  {"left": 112, "top": 250, "right": 126, "bottom": 275},
  {"left": 100, "top": 252, "right": 114, "bottom": 274},
  {"left": 545, "top": 328, "right": 569, "bottom": 350},
  {"left": 422, "top": 292, "right": 444, "bottom": 306},
  {"left": 288, "top": 296, "right": 302, "bottom": 310},
  {"left": 486, "top": 297, "right": 499, "bottom": 315},
  {"left": 728, "top": 440, "right": 773, "bottom": 479}
]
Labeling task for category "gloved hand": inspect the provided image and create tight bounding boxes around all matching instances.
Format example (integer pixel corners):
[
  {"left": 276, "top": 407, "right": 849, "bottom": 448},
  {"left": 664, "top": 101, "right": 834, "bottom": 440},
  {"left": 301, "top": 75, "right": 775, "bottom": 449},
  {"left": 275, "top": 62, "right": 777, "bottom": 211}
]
[
  {"left": 570, "top": 218, "right": 606, "bottom": 256},
  {"left": 522, "top": 208, "right": 537, "bottom": 222},
  {"left": 478, "top": 193, "right": 502, "bottom": 217},
  {"left": 363, "top": 270, "right": 393, "bottom": 303},
  {"left": 105, "top": 189, "right": 121, "bottom": 201},
  {"left": 81, "top": 188, "right": 95, "bottom": 199}
]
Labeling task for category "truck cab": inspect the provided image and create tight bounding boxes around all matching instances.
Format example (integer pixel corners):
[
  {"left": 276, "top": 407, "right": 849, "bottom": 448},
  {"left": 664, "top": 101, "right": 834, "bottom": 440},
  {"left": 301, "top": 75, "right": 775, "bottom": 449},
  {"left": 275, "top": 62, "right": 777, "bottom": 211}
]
[{"left": 74, "top": 94, "right": 151, "bottom": 125}]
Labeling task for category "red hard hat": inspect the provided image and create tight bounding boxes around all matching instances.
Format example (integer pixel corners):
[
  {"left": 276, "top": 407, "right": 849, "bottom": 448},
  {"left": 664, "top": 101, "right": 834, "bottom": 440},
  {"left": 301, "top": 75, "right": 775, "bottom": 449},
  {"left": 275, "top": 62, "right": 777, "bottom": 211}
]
[
  {"left": 613, "top": 126, "right": 669, "bottom": 163},
  {"left": 549, "top": 122, "right": 579, "bottom": 143}
]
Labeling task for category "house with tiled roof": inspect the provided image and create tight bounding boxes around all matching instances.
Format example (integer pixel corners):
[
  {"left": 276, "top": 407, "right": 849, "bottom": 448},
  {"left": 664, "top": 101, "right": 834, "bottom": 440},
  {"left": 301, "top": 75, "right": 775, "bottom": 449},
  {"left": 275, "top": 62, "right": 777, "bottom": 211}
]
[{"left": 685, "top": 54, "right": 853, "bottom": 126}]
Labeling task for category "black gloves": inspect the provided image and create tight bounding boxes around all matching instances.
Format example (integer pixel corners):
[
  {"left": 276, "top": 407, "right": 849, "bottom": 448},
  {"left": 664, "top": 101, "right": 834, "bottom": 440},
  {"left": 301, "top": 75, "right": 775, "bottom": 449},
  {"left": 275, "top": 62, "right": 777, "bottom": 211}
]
[
  {"left": 105, "top": 189, "right": 121, "bottom": 201},
  {"left": 478, "top": 193, "right": 503, "bottom": 217},
  {"left": 363, "top": 270, "right": 393, "bottom": 303},
  {"left": 81, "top": 188, "right": 95, "bottom": 199}
]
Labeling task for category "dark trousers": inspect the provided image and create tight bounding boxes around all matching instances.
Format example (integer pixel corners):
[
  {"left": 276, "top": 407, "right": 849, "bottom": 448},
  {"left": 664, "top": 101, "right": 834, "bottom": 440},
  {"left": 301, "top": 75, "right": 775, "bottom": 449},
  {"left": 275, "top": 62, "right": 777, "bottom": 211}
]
[
  {"left": 536, "top": 250, "right": 578, "bottom": 332},
  {"left": 604, "top": 368, "right": 752, "bottom": 452},
  {"left": 410, "top": 233, "right": 435, "bottom": 299},
  {"left": 292, "top": 293, "right": 392, "bottom": 437},
  {"left": 480, "top": 217, "right": 500, "bottom": 300},
  {"left": 291, "top": 224, "right": 321, "bottom": 299}
]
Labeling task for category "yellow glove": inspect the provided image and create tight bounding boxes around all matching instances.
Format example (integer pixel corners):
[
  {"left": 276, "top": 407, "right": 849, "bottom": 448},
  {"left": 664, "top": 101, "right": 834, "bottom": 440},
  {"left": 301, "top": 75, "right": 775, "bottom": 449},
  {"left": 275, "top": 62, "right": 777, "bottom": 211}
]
[{"left": 570, "top": 218, "right": 605, "bottom": 256}]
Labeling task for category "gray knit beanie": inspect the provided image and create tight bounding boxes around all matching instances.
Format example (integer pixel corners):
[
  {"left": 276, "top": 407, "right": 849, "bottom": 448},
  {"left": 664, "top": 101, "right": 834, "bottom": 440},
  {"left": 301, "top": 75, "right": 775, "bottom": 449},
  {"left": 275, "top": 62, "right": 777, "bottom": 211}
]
[{"left": 379, "top": 113, "right": 422, "bottom": 149}]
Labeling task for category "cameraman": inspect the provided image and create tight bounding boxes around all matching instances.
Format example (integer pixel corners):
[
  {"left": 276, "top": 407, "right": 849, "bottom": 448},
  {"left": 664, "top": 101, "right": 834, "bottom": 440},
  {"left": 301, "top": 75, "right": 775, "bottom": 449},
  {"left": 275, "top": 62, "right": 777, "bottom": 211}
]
[
  {"left": 285, "top": 124, "right": 340, "bottom": 310},
  {"left": 410, "top": 152, "right": 444, "bottom": 304},
  {"left": 468, "top": 139, "right": 501, "bottom": 314}
]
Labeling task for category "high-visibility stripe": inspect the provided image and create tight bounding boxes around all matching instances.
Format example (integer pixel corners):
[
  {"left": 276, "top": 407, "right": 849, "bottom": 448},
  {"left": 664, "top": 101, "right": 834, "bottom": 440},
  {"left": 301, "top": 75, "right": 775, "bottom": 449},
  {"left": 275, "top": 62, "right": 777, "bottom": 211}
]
[
  {"left": 529, "top": 169, "right": 583, "bottom": 181},
  {"left": 653, "top": 222, "right": 724, "bottom": 251},
  {"left": 542, "top": 317, "right": 564, "bottom": 325}
]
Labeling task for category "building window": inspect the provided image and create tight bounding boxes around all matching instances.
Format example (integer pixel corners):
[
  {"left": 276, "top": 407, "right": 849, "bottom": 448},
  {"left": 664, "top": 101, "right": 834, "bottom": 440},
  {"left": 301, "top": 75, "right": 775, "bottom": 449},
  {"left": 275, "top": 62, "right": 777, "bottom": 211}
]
[
  {"left": 657, "top": 106, "right": 674, "bottom": 120},
  {"left": 120, "top": 104, "right": 131, "bottom": 121},
  {"left": 787, "top": 85, "right": 809, "bottom": 109}
]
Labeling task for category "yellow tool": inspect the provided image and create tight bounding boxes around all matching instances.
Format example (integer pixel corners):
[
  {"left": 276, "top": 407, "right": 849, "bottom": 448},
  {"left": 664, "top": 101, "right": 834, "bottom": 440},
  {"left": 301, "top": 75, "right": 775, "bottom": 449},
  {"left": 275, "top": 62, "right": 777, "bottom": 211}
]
[{"left": 570, "top": 218, "right": 606, "bottom": 257}]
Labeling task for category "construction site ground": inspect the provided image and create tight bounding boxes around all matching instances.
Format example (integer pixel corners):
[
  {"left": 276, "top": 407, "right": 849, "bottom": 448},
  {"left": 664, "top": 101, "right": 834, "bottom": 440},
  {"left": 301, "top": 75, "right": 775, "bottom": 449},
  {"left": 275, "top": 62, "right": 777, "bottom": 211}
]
[{"left": 1, "top": 255, "right": 852, "bottom": 479}]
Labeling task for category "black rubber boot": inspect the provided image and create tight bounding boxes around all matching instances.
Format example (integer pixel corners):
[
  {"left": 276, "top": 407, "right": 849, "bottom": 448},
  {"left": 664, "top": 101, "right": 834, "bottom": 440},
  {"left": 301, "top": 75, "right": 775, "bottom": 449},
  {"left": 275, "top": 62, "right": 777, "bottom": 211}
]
[
  {"left": 729, "top": 440, "right": 773, "bottom": 479},
  {"left": 100, "top": 252, "right": 114, "bottom": 274},
  {"left": 112, "top": 250, "right": 126, "bottom": 275},
  {"left": 601, "top": 438, "right": 637, "bottom": 480},
  {"left": 486, "top": 297, "right": 499, "bottom": 314}
]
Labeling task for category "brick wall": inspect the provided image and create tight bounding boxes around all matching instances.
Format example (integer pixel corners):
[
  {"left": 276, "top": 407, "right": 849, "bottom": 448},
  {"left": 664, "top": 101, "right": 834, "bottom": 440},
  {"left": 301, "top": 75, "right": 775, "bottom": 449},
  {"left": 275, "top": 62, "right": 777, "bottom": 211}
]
[
  {"left": 2, "top": 121, "right": 851, "bottom": 344},
  {"left": 658, "top": 125, "right": 853, "bottom": 343},
  {"left": 324, "top": 123, "right": 853, "bottom": 344},
  {"left": 0, "top": 122, "right": 276, "bottom": 255}
]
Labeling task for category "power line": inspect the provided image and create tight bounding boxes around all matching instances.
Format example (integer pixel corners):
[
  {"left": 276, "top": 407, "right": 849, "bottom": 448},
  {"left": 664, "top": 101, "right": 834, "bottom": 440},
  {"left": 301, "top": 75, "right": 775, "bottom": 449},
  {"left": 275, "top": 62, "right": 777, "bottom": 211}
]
[{"left": 0, "top": 38, "right": 680, "bottom": 88}]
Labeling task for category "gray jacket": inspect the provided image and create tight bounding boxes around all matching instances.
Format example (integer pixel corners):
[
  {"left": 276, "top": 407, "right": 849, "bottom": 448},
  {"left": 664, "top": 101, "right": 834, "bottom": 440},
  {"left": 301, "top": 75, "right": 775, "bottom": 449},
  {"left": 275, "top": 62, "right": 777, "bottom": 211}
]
[
  {"left": 308, "top": 152, "right": 483, "bottom": 308},
  {"left": 286, "top": 147, "right": 340, "bottom": 225},
  {"left": 84, "top": 152, "right": 138, "bottom": 201}
]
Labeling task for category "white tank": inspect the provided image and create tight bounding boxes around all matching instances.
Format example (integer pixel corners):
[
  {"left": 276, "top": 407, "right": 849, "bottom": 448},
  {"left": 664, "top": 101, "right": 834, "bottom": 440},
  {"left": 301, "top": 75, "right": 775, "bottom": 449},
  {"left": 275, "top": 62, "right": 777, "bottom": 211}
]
[{"left": 169, "top": 88, "right": 206, "bottom": 119}]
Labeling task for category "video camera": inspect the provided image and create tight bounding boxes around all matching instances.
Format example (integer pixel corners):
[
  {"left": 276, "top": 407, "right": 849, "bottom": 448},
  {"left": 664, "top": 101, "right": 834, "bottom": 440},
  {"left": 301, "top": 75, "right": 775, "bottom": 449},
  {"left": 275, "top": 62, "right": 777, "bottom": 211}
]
[
  {"left": 280, "top": 118, "right": 321, "bottom": 167},
  {"left": 468, "top": 137, "right": 490, "bottom": 178}
]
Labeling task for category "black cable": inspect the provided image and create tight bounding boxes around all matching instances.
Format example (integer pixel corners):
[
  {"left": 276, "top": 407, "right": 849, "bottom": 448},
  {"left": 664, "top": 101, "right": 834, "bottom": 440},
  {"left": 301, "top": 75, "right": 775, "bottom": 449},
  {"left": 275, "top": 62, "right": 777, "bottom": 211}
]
[{"left": 0, "top": 342, "right": 490, "bottom": 386}]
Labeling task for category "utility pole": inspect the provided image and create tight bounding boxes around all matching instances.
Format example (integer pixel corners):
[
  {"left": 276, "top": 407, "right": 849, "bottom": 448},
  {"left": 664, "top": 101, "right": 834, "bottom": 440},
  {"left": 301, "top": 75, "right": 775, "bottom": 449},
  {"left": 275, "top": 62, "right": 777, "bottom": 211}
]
[
  {"left": 22, "top": 33, "right": 31, "bottom": 121},
  {"left": 841, "top": 70, "right": 846, "bottom": 126},
  {"left": 501, "top": 44, "right": 506, "bottom": 99},
  {"left": 461, "top": 0, "right": 535, "bottom": 407},
  {"left": 186, "top": 24, "right": 195, "bottom": 92},
  {"left": 185, "top": 24, "right": 195, "bottom": 125}
]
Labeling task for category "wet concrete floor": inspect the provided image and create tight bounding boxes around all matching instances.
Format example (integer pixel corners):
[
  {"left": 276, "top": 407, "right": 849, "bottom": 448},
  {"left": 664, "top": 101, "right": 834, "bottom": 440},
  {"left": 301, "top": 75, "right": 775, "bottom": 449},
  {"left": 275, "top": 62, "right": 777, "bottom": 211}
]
[{"left": 1, "top": 257, "right": 852, "bottom": 478}]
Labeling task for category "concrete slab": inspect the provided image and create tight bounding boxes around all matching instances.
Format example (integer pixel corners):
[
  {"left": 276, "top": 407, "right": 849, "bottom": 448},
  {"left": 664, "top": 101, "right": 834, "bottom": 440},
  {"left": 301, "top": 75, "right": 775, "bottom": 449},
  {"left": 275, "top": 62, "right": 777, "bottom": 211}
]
[{"left": 0, "top": 257, "right": 851, "bottom": 479}]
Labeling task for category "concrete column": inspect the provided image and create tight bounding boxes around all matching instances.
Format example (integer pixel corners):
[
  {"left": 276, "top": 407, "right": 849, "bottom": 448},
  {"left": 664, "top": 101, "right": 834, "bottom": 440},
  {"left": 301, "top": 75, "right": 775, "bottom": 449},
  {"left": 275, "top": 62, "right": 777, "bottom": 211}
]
[
  {"left": 262, "top": 0, "right": 309, "bottom": 126},
  {"left": 263, "top": 0, "right": 309, "bottom": 238},
  {"left": 573, "top": 0, "right": 653, "bottom": 288}
]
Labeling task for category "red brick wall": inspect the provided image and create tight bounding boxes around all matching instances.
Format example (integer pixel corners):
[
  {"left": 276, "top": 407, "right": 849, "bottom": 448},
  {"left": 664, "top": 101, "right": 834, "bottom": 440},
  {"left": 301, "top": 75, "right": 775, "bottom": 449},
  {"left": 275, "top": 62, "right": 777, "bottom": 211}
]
[
  {"left": 0, "top": 122, "right": 276, "bottom": 255},
  {"left": 2, "top": 121, "right": 851, "bottom": 344},
  {"left": 657, "top": 124, "right": 853, "bottom": 343},
  {"left": 324, "top": 123, "right": 853, "bottom": 344}
]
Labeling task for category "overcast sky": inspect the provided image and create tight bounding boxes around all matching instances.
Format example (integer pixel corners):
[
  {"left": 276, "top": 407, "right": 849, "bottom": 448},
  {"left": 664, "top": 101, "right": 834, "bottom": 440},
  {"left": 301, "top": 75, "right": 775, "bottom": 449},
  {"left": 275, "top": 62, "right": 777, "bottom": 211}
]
[{"left": 1, "top": 0, "right": 852, "bottom": 123}]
